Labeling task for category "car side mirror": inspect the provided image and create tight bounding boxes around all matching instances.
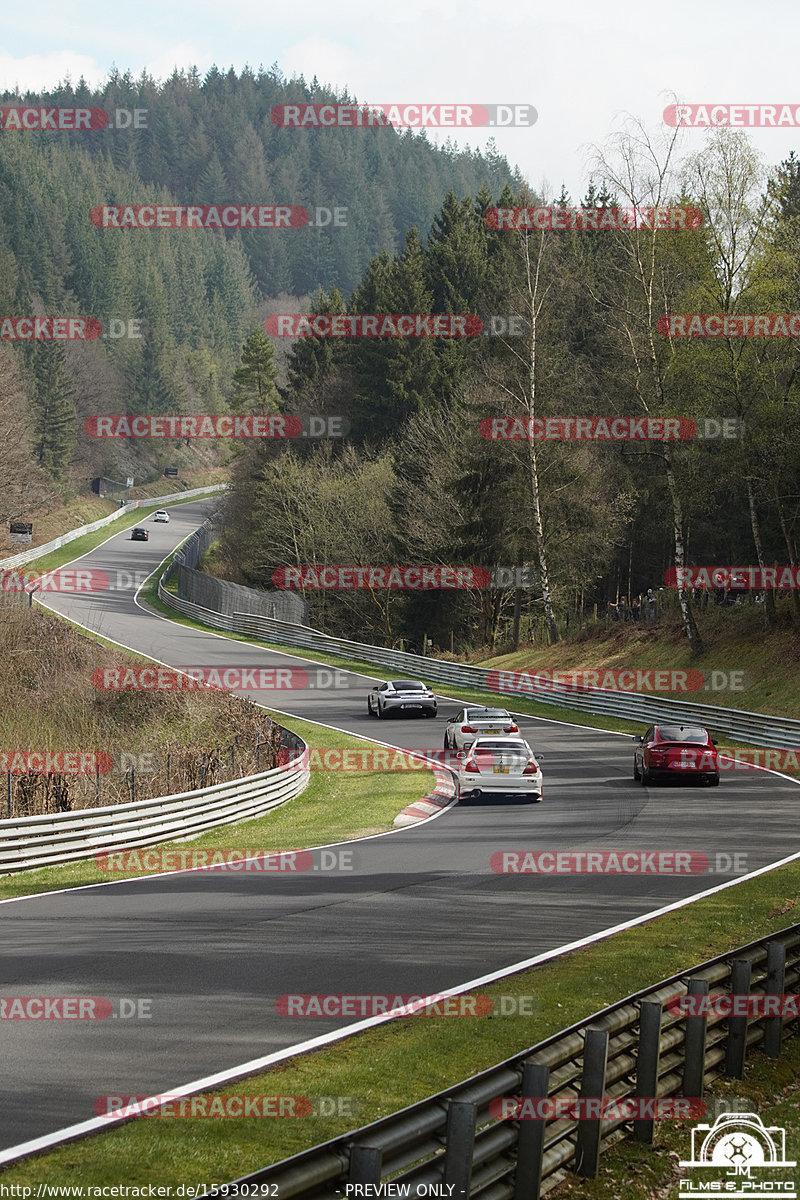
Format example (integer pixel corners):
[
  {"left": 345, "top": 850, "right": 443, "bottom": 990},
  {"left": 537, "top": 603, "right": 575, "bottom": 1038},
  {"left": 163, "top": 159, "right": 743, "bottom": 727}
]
[{"left": 633, "top": 736, "right": 642, "bottom": 743}]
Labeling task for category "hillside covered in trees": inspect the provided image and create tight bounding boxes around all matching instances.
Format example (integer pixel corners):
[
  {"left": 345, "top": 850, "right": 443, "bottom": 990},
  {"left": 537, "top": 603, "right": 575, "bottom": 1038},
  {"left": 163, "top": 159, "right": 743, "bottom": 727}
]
[
  {"left": 0, "top": 66, "right": 519, "bottom": 515},
  {"left": 218, "top": 130, "right": 800, "bottom": 654}
]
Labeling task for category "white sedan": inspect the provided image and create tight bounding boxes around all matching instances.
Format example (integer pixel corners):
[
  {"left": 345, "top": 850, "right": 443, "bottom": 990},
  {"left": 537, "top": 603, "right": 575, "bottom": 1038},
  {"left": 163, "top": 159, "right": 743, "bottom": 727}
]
[
  {"left": 456, "top": 736, "right": 543, "bottom": 802},
  {"left": 443, "top": 706, "right": 518, "bottom": 750},
  {"left": 153, "top": 510, "right": 170, "bottom": 523}
]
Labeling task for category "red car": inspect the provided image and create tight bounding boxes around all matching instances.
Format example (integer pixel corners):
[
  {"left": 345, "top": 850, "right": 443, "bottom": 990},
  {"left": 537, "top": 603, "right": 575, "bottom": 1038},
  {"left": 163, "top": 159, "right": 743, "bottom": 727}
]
[{"left": 633, "top": 724, "right": 719, "bottom": 786}]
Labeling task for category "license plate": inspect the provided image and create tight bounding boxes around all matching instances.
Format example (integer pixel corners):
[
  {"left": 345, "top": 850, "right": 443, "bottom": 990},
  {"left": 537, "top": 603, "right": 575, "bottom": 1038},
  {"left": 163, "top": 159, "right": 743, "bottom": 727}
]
[
  {"left": 493, "top": 766, "right": 510, "bottom": 774},
  {"left": 484, "top": 729, "right": 501, "bottom": 735}
]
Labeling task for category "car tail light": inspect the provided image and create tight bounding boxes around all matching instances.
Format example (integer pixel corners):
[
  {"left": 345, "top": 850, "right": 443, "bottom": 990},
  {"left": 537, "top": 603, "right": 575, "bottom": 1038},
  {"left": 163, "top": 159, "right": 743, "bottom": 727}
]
[
  {"left": 463, "top": 754, "right": 481, "bottom": 773},
  {"left": 522, "top": 757, "right": 539, "bottom": 775},
  {"left": 462, "top": 725, "right": 477, "bottom": 734}
]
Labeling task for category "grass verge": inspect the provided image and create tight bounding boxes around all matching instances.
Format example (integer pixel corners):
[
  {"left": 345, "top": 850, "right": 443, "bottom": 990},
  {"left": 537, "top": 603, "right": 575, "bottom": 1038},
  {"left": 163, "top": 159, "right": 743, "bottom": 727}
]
[{"left": 1, "top": 866, "right": 798, "bottom": 1186}]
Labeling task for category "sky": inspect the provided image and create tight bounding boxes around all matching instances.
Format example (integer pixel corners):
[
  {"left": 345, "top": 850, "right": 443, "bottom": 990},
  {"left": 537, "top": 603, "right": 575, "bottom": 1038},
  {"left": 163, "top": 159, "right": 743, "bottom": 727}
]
[{"left": 2, "top": 0, "right": 800, "bottom": 200}]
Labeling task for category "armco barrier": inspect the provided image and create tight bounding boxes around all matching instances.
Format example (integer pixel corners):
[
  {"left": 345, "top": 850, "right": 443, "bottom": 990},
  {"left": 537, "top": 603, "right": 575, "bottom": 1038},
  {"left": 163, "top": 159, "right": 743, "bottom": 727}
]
[
  {"left": 212, "top": 925, "right": 800, "bottom": 1199},
  {"left": 0, "top": 734, "right": 308, "bottom": 874},
  {"left": 0, "top": 484, "right": 226, "bottom": 571},
  {"left": 156, "top": 579, "right": 800, "bottom": 750}
]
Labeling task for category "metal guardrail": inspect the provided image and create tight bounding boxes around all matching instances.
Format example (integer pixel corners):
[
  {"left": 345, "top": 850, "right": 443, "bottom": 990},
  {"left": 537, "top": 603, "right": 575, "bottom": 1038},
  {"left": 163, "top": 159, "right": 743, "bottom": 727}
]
[
  {"left": 0, "top": 484, "right": 226, "bottom": 571},
  {"left": 0, "top": 737, "right": 308, "bottom": 874},
  {"left": 212, "top": 924, "right": 800, "bottom": 1199},
  {"left": 156, "top": 583, "right": 800, "bottom": 750}
]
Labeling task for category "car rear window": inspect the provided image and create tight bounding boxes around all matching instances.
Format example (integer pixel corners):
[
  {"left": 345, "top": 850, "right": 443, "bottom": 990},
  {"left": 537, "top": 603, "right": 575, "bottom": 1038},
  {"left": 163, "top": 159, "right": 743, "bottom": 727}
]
[
  {"left": 656, "top": 725, "right": 709, "bottom": 743},
  {"left": 466, "top": 709, "right": 509, "bottom": 721},
  {"left": 392, "top": 681, "right": 426, "bottom": 691},
  {"left": 472, "top": 740, "right": 529, "bottom": 753}
]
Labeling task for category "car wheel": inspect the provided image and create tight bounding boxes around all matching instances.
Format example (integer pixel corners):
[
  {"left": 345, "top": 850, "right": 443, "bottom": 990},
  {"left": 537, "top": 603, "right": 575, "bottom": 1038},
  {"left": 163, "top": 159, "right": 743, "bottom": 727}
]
[
  {"left": 443, "top": 731, "right": 451, "bottom": 750},
  {"left": 641, "top": 765, "right": 651, "bottom": 785},
  {"left": 633, "top": 758, "right": 641, "bottom": 781},
  {"left": 376, "top": 702, "right": 386, "bottom": 719},
  {"left": 367, "top": 697, "right": 376, "bottom": 718},
  {"left": 425, "top": 708, "right": 437, "bottom": 718},
  {"left": 709, "top": 774, "right": 720, "bottom": 787}
]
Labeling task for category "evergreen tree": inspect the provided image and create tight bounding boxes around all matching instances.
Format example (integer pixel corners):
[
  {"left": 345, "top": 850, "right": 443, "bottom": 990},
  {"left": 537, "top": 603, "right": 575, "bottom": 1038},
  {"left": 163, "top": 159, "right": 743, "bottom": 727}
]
[
  {"left": 30, "top": 342, "right": 76, "bottom": 480},
  {"left": 231, "top": 329, "right": 280, "bottom": 414}
]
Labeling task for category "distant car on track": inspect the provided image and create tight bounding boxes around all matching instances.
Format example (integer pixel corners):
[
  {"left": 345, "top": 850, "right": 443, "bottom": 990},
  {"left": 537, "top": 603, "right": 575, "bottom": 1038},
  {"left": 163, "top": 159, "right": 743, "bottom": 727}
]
[
  {"left": 130, "top": 527, "right": 149, "bottom": 541},
  {"left": 367, "top": 679, "right": 437, "bottom": 719},
  {"left": 456, "top": 736, "right": 542, "bottom": 801},
  {"left": 633, "top": 724, "right": 719, "bottom": 786},
  {"left": 152, "top": 510, "right": 170, "bottom": 523},
  {"left": 443, "top": 706, "right": 518, "bottom": 750}
]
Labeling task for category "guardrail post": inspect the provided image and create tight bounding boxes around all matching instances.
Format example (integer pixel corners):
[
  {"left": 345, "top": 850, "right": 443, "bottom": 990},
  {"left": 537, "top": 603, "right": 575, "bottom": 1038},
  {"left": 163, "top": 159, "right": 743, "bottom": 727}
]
[
  {"left": 348, "top": 1145, "right": 382, "bottom": 1185},
  {"left": 443, "top": 1099, "right": 476, "bottom": 1197},
  {"left": 166, "top": 754, "right": 171, "bottom": 795},
  {"left": 725, "top": 960, "right": 751, "bottom": 1078},
  {"left": 575, "top": 1028, "right": 608, "bottom": 1178},
  {"left": 682, "top": 979, "right": 709, "bottom": 1097},
  {"left": 6, "top": 773, "right": 10, "bottom": 818},
  {"left": 634, "top": 1000, "right": 663, "bottom": 1143},
  {"left": 764, "top": 942, "right": 786, "bottom": 1059},
  {"left": 514, "top": 1061, "right": 549, "bottom": 1200},
  {"left": 95, "top": 765, "right": 100, "bottom": 806}
]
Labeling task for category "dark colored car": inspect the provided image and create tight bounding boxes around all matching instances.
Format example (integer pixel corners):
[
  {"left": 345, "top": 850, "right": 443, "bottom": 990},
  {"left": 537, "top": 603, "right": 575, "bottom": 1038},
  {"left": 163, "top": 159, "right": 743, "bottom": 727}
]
[
  {"left": 633, "top": 724, "right": 719, "bottom": 786},
  {"left": 130, "top": 527, "right": 149, "bottom": 541}
]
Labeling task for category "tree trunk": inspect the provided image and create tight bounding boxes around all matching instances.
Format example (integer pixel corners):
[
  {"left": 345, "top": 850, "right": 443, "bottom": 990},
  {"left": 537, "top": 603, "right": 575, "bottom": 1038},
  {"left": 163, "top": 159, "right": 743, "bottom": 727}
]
[
  {"left": 746, "top": 476, "right": 776, "bottom": 629},
  {"left": 524, "top": 235, "right": 559, "bottom": 644},
  {"left": 664, "top": 449, "right": 703, "bottom": 654},
  {"left": 775, "top": 482, "right": 800, "bottom": 621},
  {"left": 512, "top": 585, "right": 522, "bottom": 648}
]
